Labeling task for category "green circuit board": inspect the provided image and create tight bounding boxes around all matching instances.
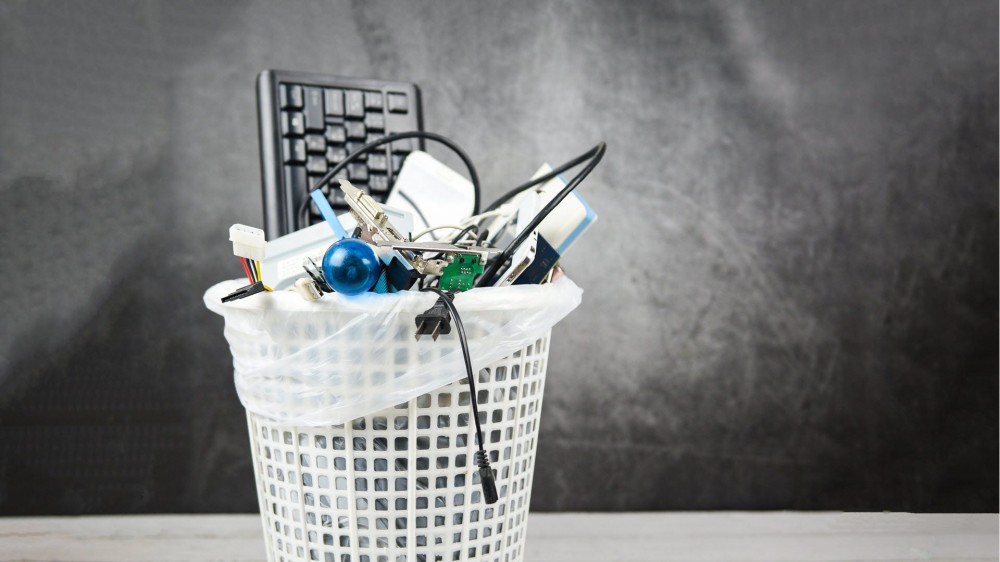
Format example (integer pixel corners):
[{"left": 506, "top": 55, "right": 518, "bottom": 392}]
[{"left": 438, "top": 253, "right": 484, "bottom": 292}]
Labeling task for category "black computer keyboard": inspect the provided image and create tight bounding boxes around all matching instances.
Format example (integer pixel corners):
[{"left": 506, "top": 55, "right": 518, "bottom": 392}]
[{"left": 256, "top": 70, "right": 423, "bottom": 237}]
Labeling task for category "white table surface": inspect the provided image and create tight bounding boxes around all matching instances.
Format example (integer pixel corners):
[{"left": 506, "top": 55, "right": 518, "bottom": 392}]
[{"left": 1, "top": 512, "right": 996, "bottom": 562}]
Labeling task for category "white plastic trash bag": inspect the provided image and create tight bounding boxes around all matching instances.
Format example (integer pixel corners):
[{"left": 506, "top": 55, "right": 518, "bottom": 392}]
[{"left": 204, "top": 277, "right": 582, "bottom": 426}]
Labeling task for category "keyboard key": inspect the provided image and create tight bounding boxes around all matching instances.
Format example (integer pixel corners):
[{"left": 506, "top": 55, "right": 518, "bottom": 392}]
[
  {"left": 345, "top": 90, "right": 365, "bottom": 118},
  {"left": 391, "top": 139, "right": 415, "bottom": 153},
  {"left": 282, "top": 112, "right": 305, "bottom": 136},
  {"left": 326, "top": 146, "right": 347, "bottom": 164},
  {"left": 368, "top": 153, "right": 388, "bottom": 172},
  {"left": 364, "top": 112, "right": 385, "bottom": 130},
  {"left": 392, "top": 154, "right": 405, "bottom": 171},
  {"left": 305, "top": 134, "right": 326, "bottom": 153},
  {"left": 306, "top": 156, "right": 328, "bottom": 175},
  {"left": 324, "top": 88, "right": 344, "bottom": 116},
  {"left": 387, "top": 93, "right": 408, "bottom": 113},
  {"left": 303, "top": 87, "right": 324, "bottom": 131},
  {"left": 345, "top": 121, "right": 366, "bottom": 140},
  {"left": 325, "top": 125, "right": 346, "bottom": 144},
  {"left": 308, "top": 174, "right": 329, "bottom": 197},
  {"left": 369, "top": 174, "right": 389, "bottom": 193},
  {"left": 348, "top": 163, "right": 369, "bottom": 182},
  {"left": 284, "top": 138, "right": 307, "bottom": 163},
  {"left": 329, "top": 190, "right": 346, "bottom": 206},
  {"left": 346, "top": 142, "right": 367, "bottom": 160},
  {"left": 284, "top": 165, "right": 307, "bottom": 196},
  {"left": 364, "top": 91, "right": 383, "bottom": 110},
  {"left": 280, "top": 84, "right": 303, "bottom": 109},
  {"left": 365, "top": 132, "right": 384, "bottom": 144}
]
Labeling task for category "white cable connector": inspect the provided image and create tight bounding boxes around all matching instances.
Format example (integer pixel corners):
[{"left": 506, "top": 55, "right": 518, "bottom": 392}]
[
  {"left": 229, "top": 224, "right": 266, "bottom": 261},
  {"left": 291, "top": 278, "right": 323, "bottom": 302}
]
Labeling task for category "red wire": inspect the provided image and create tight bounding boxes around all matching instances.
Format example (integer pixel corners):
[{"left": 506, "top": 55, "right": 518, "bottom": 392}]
[{"left": 239, "top": 257, "right": 254, "bottom": 283}]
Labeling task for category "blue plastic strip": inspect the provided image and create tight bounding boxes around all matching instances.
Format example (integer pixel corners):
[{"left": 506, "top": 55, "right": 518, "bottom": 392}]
[
  {"left": 557, "top": 193, "right": 597, "bottom": 254},
  {"left": 310, "top": 190, "right": 348, "bottom": 239}
]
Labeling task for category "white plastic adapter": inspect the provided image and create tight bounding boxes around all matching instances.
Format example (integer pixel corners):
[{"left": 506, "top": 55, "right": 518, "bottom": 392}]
[
  {"left": 229, "top": 224, "right": 266, "bottom": 261},
  {"left": 291, "top": 278, "right": 322, "bottom": 302}
]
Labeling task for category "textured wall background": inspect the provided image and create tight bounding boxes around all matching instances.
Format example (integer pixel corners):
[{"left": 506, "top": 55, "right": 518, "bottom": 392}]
[{"left": 0, "top": 0, "right": 996, "bottom": 514}]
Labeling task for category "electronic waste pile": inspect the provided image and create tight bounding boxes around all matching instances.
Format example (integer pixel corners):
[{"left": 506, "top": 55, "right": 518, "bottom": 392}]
[{"left": 218, "top": 136, "right": 606, "bottom": 504}]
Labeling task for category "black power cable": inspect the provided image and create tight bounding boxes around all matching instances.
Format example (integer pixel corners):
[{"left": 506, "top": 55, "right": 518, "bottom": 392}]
[
  {"left": 297, "top": 131, "right": 481, "bottom": 229},
  {"left": 420, "top": 287, "right": 499, "bottom": 505},
  {"left": 483, "top": 144, "right": 605, "bottom": 213},
  {"left": 476, "top": 142, "right": 607, "bottom": 287}
]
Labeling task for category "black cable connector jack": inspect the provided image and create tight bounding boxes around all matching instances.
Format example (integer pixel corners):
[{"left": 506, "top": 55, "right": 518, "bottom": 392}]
[
  {"left": 417, "top": 287, "right": 499, "bottom": 505},
  {"left": 475, "top": 450, "right": 499, "bottom": 505},
  {"left": 221, "top": 281, "right": 266, "bottom": 303}
]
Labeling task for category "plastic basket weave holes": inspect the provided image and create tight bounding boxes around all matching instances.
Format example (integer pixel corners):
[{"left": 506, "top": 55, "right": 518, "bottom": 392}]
[{"left": 248, "top": 333, "right": 550, "bottom": 562}]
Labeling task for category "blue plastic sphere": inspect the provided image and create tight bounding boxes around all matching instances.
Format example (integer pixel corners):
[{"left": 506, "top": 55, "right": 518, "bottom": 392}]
[{"left": 321, "top": 238, "right": 381, "bottom": 296}]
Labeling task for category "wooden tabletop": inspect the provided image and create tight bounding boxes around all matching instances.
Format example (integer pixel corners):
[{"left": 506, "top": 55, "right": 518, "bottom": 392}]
[{"left": 1, "top": 512, "right": 996, "bottom": 562}]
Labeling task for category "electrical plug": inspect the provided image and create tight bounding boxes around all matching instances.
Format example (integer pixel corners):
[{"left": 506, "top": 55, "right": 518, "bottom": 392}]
[
  {"left": 475, "top": 450, "right": 499, "bottom": 504},
  {"left": 229, "top": 224, "right": 266, "bottom": 261},
  {"left": 414, "top": 294, "right": 453, "bottom": 341}
]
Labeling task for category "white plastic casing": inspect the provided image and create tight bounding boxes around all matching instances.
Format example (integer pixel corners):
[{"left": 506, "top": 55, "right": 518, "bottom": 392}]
[
  {"left": 386, "top": 151, "right": 475, "bottom": 236},
  {"left": 230, "top": 224, "right": 266, "bottom": 261}
]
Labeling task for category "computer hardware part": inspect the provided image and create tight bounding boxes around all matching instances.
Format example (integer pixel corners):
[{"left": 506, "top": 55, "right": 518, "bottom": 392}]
[
  {"left": 477, "top": 142, "right": 606, "bottom": 286},
  {"left": 523, "top": 164, "right": 597, "bottom": 255},
  {"left": 491, "top": 164, "right": 596, "bottom": 286},
  {"left": 260, "top": 222, "right": 337, "bottom": 291},
  {"left": 230, "top": 224, "right": 266, "bottom": 261},
  {"left": 493, "top": 230, "right": 537, "bottom": 287},
  {"left": 337, "top": 202, "right": 414, "bottom": 241},
  {"left": 303, "top": 258, "right": 333, "bottom": 293},
  {"left": 512, "top": 234, "right": 560, "bottom": 285},
  {"left": 386, "top": 151, "right": 476, "bottom": 236},
  {"left": 438, "top": 254, "right": 484, "bottom": 292},
  {"left": 338, "top": 179, "right": 444, "bottom": 276},
  {"left": 373, "top": 240, "right": 496, "bottom": 259},
  {"left": 291, "top": 277, "right": 323, "bottom": 302},
  {"left": 383, "top": 256, "right": 420, "bottom": 291},
  {"left": 221, "top": 281, "right": 267, "bottom": 303},
  {"left": 297, "top": 131, "right": 482, "bottom": 229},
  {"left": 486, "top": 190, "right": 539, "bottom": 286},
  {"left": 339, "top": 179, "right": 408, "bottom": 243},
  {"left": 259, "top": 200, "right": 412, "bottom": 292},
  {"left": 257, "top": 70, "right": 423, "bottom": 238}
]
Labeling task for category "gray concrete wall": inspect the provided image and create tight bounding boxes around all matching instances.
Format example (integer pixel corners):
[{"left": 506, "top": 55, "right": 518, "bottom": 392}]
[{"left": 0, "top": 0, "right": 996, "bottom": 514}]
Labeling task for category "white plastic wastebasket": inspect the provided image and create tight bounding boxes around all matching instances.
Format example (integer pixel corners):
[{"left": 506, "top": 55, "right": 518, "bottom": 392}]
[
  {"left": 248, "top": 332, "right": 550, "bottom": 562},
  {"left": 205, "top": 278, "right": 583, "bottom": 562}
]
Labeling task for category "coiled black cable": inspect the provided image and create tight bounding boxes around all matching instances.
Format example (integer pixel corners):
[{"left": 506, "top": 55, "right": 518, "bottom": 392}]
[
  {"left": 476, "top": 142, "right": 607, "bottom": 287},
  {"left": 482, "top": 143, "right": 605, "bottom": 213},
  {"left": 296, "top": 131, "right": 482, "bottom": 228}
]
